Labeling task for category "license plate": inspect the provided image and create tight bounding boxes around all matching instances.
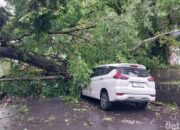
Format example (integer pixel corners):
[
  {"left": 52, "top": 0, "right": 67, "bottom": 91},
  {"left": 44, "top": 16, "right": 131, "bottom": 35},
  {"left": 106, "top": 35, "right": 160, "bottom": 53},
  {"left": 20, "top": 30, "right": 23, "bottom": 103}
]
[{"left": 132, "top": 82, "right": 145, "bottom": 88}]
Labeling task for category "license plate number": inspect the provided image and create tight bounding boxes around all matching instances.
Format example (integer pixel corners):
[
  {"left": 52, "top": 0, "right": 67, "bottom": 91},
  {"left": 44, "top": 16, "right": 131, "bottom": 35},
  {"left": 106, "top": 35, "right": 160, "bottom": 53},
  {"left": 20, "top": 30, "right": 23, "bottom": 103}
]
[{"left": 132, "top": 82, "right": 145, "bottom": 88}]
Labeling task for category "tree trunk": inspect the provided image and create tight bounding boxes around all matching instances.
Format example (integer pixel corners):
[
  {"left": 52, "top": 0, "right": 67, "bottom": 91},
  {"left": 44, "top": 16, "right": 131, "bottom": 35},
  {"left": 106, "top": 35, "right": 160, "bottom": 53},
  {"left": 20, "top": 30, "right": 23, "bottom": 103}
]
[
  {"left": 0, "top": 47, "right": 70, "bottom": 79},
  {"left": 0, "top": 76, "right": 61, "bottom": 81}
]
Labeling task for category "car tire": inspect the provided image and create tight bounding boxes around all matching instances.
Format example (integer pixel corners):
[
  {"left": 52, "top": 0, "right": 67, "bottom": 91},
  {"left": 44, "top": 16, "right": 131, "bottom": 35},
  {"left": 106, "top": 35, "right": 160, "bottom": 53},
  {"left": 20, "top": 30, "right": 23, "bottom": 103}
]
[
  {"left": 100, "top": 91, "right": 111, "bottom": 110},
  {"left": 136, "top": 102, "right": 148, "bottom": 109}
]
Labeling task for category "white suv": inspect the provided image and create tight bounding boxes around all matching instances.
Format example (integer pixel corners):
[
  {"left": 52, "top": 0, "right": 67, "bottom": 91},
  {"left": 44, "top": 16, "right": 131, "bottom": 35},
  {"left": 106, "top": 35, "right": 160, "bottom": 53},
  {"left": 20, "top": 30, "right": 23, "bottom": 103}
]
[{"left": 82, "top": 63, "right": 156, "bottom": 110}]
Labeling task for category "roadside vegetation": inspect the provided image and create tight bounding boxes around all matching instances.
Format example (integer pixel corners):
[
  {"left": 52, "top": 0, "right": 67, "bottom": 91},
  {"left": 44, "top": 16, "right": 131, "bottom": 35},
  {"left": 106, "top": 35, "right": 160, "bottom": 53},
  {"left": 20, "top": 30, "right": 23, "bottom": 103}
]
[{"left": 0, "top": 0, "right": 180, "bottom": 98}]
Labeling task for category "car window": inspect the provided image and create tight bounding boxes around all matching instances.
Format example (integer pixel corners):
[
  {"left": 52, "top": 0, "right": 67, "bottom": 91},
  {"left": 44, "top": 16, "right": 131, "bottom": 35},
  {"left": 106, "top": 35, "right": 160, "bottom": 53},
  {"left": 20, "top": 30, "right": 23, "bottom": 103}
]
[
  {"left": 106, "top": 66, "right": 116, "bottom": 74},
  {"left": 118, "top": 67, "right": 150, "bottom": 77},
  {"left": 95, "top": 68, "right": 103, "bottom": 76},
  {"left": 91, "top": 68, "right": 102, "bottom": 77},
  {"left": 91, "top": 66, "right": 115, "bottom": 77}
]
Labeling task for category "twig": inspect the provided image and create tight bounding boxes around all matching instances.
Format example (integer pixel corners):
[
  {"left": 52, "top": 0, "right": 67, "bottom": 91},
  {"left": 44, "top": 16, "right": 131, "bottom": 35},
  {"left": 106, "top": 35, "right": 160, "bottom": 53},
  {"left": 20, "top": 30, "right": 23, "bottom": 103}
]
[
  {"left": 68, "top": 33, "right": 92, "bottom": 42},
  {"left": 12, "top": 33, "right": 32, "bottom": 42}
]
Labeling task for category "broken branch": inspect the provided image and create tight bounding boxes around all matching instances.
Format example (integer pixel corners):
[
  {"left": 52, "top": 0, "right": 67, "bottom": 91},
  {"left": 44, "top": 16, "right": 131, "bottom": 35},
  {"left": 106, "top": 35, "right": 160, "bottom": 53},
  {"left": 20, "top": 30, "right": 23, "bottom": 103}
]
[
  {"left": 0, "top": 47, "right": 70, "bottom": 79},
  {"left": 0, "top": 76, "right": 61, "bottom": 82},
  {"left": 128, "top": 29, "right": 180, "bottom": 52}
]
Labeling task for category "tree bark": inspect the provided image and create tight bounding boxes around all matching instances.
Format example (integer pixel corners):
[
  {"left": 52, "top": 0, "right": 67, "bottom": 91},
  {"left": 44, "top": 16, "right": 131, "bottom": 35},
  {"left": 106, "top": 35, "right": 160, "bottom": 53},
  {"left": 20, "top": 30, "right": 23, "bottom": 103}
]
[{"left": 0, "top": 47, "right": 70, "bottom": 79}]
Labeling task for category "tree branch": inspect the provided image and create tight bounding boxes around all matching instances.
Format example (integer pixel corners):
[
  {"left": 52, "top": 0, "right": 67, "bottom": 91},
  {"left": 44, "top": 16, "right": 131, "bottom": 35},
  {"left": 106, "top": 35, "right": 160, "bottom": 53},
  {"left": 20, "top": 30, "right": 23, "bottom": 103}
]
[
  {"left": 12, "top": 33, "right": 32, "bottom": 41},
  {"left": 68, "top": 33, "right": 92, "bottom": 42},
  {"left": 48, "top": 25, "right": 96, "bottom": 35},
  {"left": 0, "top": 76, "right": 60, "bottom": 82},
  {"left": 0, "top": 47, "right": 70, "bottom": 79},
  {"left": 128, "top": 29, "right": 180, "bottom": 52},
  {"left": 1, "top": 25, "right": 96, "bottom": 43}
]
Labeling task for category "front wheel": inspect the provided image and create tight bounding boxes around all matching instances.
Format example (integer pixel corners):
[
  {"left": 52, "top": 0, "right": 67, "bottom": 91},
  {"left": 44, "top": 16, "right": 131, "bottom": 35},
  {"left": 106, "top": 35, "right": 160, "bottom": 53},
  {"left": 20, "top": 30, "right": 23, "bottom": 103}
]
[{"left": 100, "top": 91, "right": 111, "bottom": 110}]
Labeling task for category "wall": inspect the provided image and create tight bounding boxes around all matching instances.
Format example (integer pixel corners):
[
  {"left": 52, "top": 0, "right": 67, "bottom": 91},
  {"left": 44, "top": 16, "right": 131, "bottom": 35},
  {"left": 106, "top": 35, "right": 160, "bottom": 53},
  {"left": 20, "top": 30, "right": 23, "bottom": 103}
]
[
  {"left": 153, "top": 69, "right": 180, "bottom": 106},
  {"left": 156, "top": 83, "right": 180, "bottom": 106}
]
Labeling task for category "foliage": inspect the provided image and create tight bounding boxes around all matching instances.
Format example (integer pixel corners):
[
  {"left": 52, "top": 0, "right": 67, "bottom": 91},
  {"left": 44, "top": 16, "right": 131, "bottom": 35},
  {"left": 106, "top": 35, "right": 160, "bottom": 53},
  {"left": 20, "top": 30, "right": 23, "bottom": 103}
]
[
  {"left": 68, "top": 50, "right": 92, "bottom": 96},
  {"left": 0, "top": 0, "right": 179, "bottom": 97},
  {"left": 0, "top": 59, "right": 10, "bottom": 77},
  {"left": 0, "top": 79, "right": 68, "bottom": 97}
]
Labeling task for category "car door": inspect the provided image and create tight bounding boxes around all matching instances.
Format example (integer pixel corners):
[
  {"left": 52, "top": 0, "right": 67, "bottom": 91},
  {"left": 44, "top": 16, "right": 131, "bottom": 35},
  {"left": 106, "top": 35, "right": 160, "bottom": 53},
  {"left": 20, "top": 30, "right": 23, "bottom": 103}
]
[{"left": 90, "top": 67, "right": 106, "bottom": 99}]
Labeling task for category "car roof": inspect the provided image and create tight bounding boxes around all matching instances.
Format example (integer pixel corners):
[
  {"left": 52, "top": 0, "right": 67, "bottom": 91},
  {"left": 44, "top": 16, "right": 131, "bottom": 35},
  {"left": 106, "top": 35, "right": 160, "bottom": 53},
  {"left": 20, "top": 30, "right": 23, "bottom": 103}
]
[{"left": 97, "top": 63, "right": 146, "bottom": 69}]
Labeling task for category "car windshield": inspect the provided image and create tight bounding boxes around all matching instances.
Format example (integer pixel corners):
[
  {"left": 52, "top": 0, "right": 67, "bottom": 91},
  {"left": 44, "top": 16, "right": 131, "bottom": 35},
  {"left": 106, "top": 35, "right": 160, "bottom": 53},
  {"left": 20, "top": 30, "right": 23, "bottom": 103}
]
[{"left": 119, "top": 67, "right": 150, "bottom": 77}]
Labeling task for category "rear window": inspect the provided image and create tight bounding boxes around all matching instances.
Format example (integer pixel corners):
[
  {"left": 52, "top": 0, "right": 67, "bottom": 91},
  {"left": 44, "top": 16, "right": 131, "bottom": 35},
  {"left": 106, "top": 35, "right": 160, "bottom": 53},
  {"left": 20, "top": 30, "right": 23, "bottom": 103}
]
[{"left": 118, "top": 67, "right": 150, "bottom": 77}]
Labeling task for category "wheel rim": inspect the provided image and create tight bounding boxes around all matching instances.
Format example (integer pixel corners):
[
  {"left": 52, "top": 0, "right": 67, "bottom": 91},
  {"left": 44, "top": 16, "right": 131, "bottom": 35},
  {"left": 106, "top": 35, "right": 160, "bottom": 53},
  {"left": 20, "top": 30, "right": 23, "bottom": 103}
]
[{"left": 100, "top": 93, "right": 108, "bottom": 108}]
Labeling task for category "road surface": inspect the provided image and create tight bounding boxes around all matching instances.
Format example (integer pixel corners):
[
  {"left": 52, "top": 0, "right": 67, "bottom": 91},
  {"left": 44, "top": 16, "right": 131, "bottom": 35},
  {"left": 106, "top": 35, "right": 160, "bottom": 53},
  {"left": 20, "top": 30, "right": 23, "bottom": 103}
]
[{"left": 0, "top": 97, "right": 179, "bottom": 130}]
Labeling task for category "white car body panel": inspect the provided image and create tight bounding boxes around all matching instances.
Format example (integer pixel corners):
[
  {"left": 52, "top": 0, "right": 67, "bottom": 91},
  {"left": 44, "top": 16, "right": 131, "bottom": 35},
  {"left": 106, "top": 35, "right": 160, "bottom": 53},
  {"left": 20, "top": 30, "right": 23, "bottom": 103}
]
[{"left": 82, "top": 63, "right": 156, "bottom": 102}]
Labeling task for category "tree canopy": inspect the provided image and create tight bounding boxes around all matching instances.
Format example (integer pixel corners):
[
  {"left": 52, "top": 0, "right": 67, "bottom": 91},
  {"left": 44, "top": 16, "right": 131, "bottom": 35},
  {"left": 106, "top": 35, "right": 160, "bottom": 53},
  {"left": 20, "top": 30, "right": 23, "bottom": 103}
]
[{"left": 0, "top": 0, "right": 180, "bottom": 97}]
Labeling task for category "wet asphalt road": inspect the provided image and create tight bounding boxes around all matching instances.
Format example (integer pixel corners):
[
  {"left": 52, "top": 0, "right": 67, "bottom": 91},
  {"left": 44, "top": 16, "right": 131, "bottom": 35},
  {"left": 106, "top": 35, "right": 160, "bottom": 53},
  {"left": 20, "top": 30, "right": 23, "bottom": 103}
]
[{"left": 0, "top": 97, "right": 180, "bottom": 130}]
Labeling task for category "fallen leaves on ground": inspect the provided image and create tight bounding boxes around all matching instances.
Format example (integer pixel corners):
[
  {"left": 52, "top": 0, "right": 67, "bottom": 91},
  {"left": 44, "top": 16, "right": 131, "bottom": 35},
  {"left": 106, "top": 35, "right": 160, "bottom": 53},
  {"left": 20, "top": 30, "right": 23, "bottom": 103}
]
[
  {"left": 121, "top": 119, "right": 142, "bottom": 125},
  {"left": 73, "top": 108, "right": 87, "bottom": 112},
  {"left": 83, "top": 120, "right": 94, "bottom": 127},
  {"left": 64, "top": 118, "right": 70, "bottom": 126},
  {"left": 102, "top": 116, "right": 113, "bottom": 122},
  {"left": 17, "top": 105, "right": 29, "bottom": 114},
  {"left": 45, "top": 115, "right": 56, "bottom": 122}
]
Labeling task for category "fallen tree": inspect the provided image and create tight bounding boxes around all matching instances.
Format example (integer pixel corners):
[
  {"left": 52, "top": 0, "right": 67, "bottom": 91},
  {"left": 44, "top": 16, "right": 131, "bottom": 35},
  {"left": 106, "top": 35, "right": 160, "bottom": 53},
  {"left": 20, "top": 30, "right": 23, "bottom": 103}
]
[
  {"left": 1, "top": 29, "right": 179, "bottom": 81},
  {"left": 0, "top": 46, "right": 70, "bottom": 79}
]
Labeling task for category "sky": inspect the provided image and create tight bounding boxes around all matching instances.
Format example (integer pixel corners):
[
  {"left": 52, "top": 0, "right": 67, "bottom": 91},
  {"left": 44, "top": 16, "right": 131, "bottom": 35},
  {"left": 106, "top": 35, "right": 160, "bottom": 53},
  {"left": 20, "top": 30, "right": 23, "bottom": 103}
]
[{"left": 0, "top": 0, "right": 6, "bottom": 7}]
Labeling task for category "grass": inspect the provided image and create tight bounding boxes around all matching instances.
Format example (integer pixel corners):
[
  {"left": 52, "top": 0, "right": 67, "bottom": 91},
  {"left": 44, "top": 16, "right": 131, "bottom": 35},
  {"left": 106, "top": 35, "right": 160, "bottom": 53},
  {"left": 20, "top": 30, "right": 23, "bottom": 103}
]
[
  {"left": 60, "top": 95, "right": 80, "bottom": 103},
  {"left": 17, "top": 105, "right": 29, "bottom": 114},
  {"left": 166, "top": 103, "right": 178, "bottom": 110}
]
